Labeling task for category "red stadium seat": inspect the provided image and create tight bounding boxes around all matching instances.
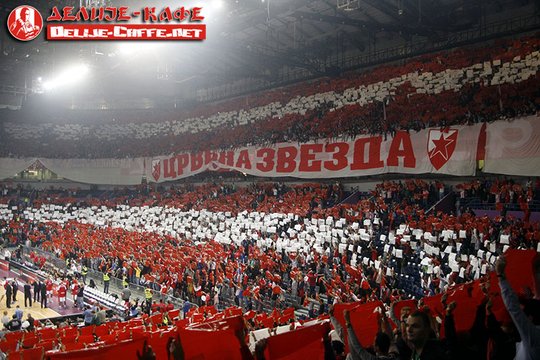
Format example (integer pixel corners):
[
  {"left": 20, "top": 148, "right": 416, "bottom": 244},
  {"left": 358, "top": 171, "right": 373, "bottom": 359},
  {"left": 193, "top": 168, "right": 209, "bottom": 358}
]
[
  {"left": 36, "top": 340, "right": 57, "bottom": 352},
  {"left": 19, "top": 347, "right": 44, "bottom": 360},
  {"left": 77, "top": 335, "right": 95, "bottom": 345},
  {"left": 79, "top": 326, "right": 95, "bottom": 337},
  {"left": 93, "top": 325, "right": 108, "bottom": 337},
  {"left": 37, "top": 328, "right": 58, "bottom": 341},
  {"left": 62, "top": 327, "right": 78, "bottom": 338},
  {"left": 21, "top": 334, "right": 38, "bottom": 348},
  {"left": 116, "top": 331, "right": 132, "bottom": 341}
]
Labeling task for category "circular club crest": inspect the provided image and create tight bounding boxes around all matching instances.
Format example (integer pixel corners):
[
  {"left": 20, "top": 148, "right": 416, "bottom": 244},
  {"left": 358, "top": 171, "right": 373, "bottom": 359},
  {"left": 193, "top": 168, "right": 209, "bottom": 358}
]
[{"left": 7, "top": 5, "right": 43, "bottom": 41}]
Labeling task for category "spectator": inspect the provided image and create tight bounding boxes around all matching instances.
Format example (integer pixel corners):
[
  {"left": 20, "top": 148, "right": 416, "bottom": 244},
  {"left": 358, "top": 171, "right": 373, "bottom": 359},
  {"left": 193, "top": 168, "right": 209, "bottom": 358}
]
[
  {"left": 14, "top": 305, "right": 23, "bottom": 321},
  {"left": 496, "top": 256, "right": 540, "bottom": 360},
  {"left": 83, "top": 306, "right": 95, "bottom": 327},
  {"left": 405, "top": 311, "right": 450, "bottom": 360},
  {"left": 24, "top": 313, "right": 35, "bottom": 332},
  {"left": 6, "top": 314, "right": 21, "bottom": 331},
  {"left": 1, "top": 311, "right": 9, "bottom": 329},
  {"left": 121, "top": 285, "right": 131, "bottom": 303},
  {"left": 344, "top": 309, "right": 400, "bottom": 360}
]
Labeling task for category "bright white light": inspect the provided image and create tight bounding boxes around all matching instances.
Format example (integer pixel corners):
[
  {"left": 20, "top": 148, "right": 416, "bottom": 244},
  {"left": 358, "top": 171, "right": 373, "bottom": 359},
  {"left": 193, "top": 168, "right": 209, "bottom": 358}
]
[
  {"left": 37, "top": 77, "right": 42, "bottom": 82},
  {"left": 117, "top": 42, "right": 161, "bottom": 57},
  {"left": 42, "top": 64, "right": 90, "bottom": 91},
  {"left": 212, "top": 0, "right": 224, "bottom": 9},
  {"left": 118, "top": 43, "right": 136, "bottom": 56}
]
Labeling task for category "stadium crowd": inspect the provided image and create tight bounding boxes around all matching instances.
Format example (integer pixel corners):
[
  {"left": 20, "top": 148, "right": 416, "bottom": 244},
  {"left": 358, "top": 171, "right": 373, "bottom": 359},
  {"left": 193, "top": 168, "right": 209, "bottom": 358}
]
[
  {"left": 0, "top": 178, "right": 538, "bottom": 358},
  {"left": 0, "top": 35, "right": 539, "bottom": 158},
  {"left": 0, "top": 30, "right": 540, "bottom": 360}
]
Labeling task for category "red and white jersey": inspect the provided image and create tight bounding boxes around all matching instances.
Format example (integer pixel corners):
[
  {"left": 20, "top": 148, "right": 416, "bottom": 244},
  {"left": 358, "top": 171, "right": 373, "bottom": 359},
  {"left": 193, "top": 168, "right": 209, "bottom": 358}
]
[
  {"left": 71, "top": 283, "right": 79, "bottom": 296},
  {"left": 57, "top": 284, "right": 67, "bottom": 298}
]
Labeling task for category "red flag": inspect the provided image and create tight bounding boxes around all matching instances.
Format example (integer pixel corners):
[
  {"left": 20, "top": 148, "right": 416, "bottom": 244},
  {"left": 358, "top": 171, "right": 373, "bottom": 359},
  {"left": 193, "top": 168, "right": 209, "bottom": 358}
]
[
  {"left": 264, "top": 322, "right": 330, "bottom": 360},
  {"left": 504, "top": 249, "right": 538, "bottom": 295},
  {"left": 333, "top": 301, "right": 382, "bottom": 350},
  {"left": 348, "top": 301, "right": 383, "bottom": 348},
  {"left": 147, "top": 329, "right": 176, "bottom": 360},
  {"left": 178, "top": 328, "right": 244, "bottom": 360}
]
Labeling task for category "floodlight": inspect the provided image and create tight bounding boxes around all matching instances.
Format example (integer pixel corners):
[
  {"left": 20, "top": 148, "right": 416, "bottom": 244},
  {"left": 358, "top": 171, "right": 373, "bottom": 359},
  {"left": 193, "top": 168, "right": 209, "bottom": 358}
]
[{"left": 42, "top": 64, "right": 90, "bottom": 91}]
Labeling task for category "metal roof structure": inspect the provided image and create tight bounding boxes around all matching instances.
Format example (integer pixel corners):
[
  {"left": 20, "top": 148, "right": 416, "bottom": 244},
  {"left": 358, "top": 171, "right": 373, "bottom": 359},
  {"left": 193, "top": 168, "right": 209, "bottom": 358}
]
[{"left": 0, "top": 0, "right": 539, "bottom": 110}]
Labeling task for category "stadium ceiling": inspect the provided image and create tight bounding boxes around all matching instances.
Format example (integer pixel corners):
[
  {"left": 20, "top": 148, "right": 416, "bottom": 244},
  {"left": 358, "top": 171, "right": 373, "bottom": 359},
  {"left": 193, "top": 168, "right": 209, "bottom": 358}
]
[{"left": 0, "top": 0, "right": 539, "bottom": 110}]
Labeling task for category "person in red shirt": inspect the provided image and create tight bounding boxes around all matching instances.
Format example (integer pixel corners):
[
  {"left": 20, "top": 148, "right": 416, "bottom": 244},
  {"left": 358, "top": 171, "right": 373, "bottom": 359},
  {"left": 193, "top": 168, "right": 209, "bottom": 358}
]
[
  {"left": 57, "top": 282, "right": 67, "bottom": 308},
  {"left": 307, "top": 271, "right": 316, "bottom": 297},
  {"left": 45, "top": 279, "right": 53, "bottom": 299},
  {"left": 160, "top": 284, "right": 168, "bottom": 302},
  {"left": 71, "top": 280, "right": 79, "bottom": 304}
]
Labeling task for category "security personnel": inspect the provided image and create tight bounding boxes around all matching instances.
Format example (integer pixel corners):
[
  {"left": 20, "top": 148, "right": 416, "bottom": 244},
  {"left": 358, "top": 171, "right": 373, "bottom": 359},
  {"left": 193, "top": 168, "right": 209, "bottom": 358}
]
[
  {"left": 134, "top": 266, "right": 141, "bottom": 286},
  {"left": 144, "top": 286, "right": 153, "bottom": 307},
  {"left": 81, "top": 265, "right": 88, "bottom": 285},
  {"left": 103, "top": 271, "right": 110, "bottom": 294},
  {"left": 122, "top": 275, "right": 128, "bottom": 288}
]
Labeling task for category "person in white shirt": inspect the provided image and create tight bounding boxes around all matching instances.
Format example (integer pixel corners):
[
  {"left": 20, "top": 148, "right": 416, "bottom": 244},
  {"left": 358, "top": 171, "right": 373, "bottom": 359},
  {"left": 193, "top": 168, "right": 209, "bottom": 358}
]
[{"left": 1, "top": 311, "right": 9, "bottom": 329}]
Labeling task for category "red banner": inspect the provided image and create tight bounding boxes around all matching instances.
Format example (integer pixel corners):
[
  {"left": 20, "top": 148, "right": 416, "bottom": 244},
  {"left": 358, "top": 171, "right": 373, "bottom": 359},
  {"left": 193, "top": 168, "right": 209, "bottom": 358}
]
[
  {"left": 147, "top": 123, "right": 482, "bottom": 182},
  {"left": 264, "top": 322, "right": 330, "bottom": 360}
]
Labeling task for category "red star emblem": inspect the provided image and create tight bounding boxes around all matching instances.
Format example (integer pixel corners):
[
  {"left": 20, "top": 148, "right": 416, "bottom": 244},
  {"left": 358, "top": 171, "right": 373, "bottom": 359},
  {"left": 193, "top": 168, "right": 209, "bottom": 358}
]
[
  {"left": 427, "top": 129, "right": 458, "bottom": 170},
  {"left": 430, "top": 134, "right": 454, "bottom": 160}
]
